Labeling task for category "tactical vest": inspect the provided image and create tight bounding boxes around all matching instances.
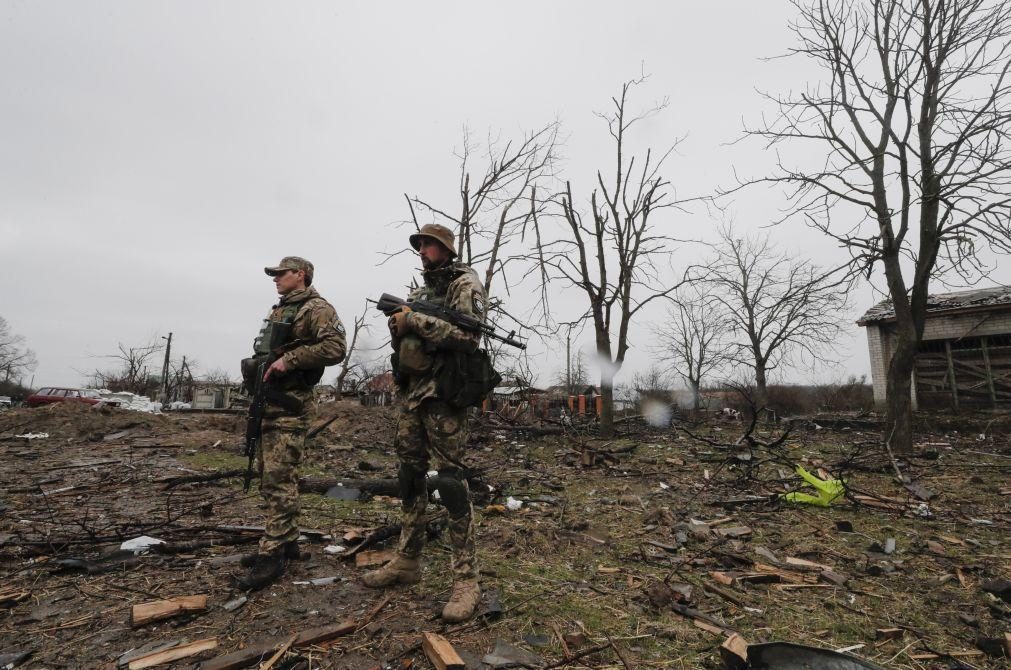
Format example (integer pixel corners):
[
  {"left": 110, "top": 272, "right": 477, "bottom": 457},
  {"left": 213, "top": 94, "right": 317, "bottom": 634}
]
[
  {"left": 244, "top": 298, "right": 325, "bottom": 395},
  {"left": 394, "top": 273, "right": 502, "bottom": 408},
  {"left": 252, "top": 301, "right": 303, "bottom": 356}
]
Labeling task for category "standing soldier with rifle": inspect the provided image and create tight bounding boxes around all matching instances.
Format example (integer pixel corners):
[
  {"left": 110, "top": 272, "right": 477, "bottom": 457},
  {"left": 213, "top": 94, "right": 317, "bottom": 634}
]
[
  {"left": 239, "top": 256, "right": 346, "bottom": 590},
  {"left": 364, "top": 224, "right": 502, "bottom": 622}
]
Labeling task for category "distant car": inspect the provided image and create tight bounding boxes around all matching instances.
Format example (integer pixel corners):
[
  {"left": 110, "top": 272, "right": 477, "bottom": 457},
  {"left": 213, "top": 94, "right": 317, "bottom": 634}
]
[
  {"left": 0, "top": 396, "right": 12, "bottom": 410},
  {"left": 25, "top": 388, "right": 120, "bottom": 408}
]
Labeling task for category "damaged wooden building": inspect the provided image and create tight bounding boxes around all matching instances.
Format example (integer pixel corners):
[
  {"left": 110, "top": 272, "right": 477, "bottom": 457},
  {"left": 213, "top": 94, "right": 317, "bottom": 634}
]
[{"left": 858, "top": 286, "right": 1011, "bottom": 410}]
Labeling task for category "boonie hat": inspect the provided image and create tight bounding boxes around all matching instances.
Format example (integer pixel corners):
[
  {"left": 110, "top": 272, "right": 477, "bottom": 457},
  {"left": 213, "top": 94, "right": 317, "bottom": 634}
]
[
  {"left": 409, "top": 224, "right": 457, "bottom": 257},
  {"left": 264, "top": 256, "right": 314, "bottom": 283}
]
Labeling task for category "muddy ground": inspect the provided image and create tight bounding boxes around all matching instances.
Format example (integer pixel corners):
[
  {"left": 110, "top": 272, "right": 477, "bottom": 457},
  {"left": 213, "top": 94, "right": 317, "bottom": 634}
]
[{"left": 0, "top": 401, "right": 1008, "bottom": 669}]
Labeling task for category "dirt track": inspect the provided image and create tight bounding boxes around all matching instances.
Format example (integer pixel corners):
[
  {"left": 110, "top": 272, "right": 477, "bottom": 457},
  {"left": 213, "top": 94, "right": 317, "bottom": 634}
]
[{"left": 1, "top": 401, "right": 1009, "bottom": 669}]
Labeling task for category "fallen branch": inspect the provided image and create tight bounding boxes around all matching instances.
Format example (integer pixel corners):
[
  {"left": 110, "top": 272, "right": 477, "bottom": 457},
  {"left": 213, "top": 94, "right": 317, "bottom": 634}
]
[
  {"left": 161, "top": 469, "right": 245, "bottom": 489},
  {"left": 544, "top": 642, "right": 613, "bottom": 668}
]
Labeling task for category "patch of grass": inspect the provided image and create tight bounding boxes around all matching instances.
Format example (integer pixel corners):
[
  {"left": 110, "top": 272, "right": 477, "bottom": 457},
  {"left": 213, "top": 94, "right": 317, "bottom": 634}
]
[{"left": 181, "top": 448, "right": 246, "bottom": 471}]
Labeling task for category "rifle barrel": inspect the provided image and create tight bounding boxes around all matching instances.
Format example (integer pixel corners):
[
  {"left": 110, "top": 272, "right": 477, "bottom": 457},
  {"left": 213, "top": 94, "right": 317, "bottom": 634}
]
[{"left": 372, "top": 294, "right": 525, "bottom": 349}]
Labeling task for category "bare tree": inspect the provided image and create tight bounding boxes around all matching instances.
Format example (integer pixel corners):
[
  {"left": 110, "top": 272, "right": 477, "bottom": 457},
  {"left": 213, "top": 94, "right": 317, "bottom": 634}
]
[
  {"left": 500, "top": 349, "right": 539, "bottom": 390},
  {"left": 348, "top": 355, "right": 388, "bottom": 395},
  {"left": 554, "top": 347, "right": 589, "bottom": 395},
  {"left": 200, "top": 367, "right": 236, "bottom": 386},
  {"left": 167, "top": 355, "right": 196, "bottom": 402},
  {"left": 695, "top": 224, "right": 849, "bottom": 409},
  {"left": 335, "top": 303, "right": 371, "bottom": 395},
  {"left": 89, "top": 342, "right": 163, "bottom": 395},
  {"left": 631, "top": 367, "right": 673, "bottom": 401},
  {"left": 401, "top": 122, "right": 560, "bottom": 321},
  {"left": 0, "top": 316, "right": 38, "bottom": 384},
  {"left": 740, "top": 0, "right": 1011, "bottom": 451},
  {"left": 539, "top": 77, "right": 686, "bottom": 436},
  {"left": 653, "top": 286, "right": 732, "bottom": 410}
]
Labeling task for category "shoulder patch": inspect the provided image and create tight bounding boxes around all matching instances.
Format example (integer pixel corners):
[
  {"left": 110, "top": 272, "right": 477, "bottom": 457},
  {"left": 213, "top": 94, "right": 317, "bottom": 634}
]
[
  {"left": 473, "top": 293, "right": 486, "bottom": 316},
  {"left": 335, "top": 319, "right": 346, "bottom": 336}
]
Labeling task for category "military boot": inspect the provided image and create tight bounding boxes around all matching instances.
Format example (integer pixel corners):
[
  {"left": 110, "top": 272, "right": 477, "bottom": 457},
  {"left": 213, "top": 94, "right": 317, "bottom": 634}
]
[
  {"left": 237, "top": 549, "right": 287, "bottom": 591},
  {"left": 362, "top": 556, "right": 421, "bottom": 588},
  {"left": 441, "top": 579, "right": 481, "bottom": 622},
  {"left": 240, "top": 541, "right": 301, "bottom": 567}
]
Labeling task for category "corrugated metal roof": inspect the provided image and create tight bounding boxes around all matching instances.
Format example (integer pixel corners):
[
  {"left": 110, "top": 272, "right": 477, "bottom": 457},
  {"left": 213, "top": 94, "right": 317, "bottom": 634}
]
[{"left": 857, "top": 285, "right": 1011, "bottom": 324}]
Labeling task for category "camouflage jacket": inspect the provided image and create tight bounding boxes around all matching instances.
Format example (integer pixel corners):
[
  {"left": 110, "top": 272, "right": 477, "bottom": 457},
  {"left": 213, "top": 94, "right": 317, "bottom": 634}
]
[
  {"left": 265, "top": 286, "right": 347, "bottom": 410},
  {"left": 399, "top": 262, "right": 486, "bottom": 410}
]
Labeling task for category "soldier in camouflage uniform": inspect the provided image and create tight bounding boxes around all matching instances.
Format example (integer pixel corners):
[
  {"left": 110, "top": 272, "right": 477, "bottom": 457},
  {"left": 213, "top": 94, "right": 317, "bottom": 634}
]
[
  {"left": 362, "top": 224, "right": 486, "bottom": 623},
  {"left": 239, "top": 256, "right": 346, "bottom": 590}
]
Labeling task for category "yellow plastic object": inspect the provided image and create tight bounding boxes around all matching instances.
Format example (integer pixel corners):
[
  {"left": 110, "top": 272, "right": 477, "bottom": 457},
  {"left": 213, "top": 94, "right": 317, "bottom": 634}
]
[{"left": 782, "top": 466, "right": 845, "bottom": 507}]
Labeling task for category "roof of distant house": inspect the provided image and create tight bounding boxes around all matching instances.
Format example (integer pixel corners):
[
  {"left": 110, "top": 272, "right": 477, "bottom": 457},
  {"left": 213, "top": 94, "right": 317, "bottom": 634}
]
[{"left": 857, "top": 285, "right": 1011, "bottom": 325}]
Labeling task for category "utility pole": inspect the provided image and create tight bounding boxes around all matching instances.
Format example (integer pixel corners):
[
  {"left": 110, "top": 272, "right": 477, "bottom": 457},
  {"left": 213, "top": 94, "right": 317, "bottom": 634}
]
[{"left": 159, "top": 332, "right": 172, "bottom": 406}]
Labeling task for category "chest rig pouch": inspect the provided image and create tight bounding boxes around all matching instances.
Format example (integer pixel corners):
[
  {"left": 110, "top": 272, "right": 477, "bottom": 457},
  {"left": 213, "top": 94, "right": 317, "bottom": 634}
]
[
  {"left": 241, "top": 301, "right": 303, "bottom": 395},
  {"left": 394, "top": 335, "right": 433, "bottom": 377},
  {"left": 392, "top": 291, "right": 440, "bottom": 381}
]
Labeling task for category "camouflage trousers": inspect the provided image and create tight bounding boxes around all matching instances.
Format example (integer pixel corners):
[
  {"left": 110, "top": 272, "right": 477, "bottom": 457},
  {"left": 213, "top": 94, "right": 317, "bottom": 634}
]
[
  {"left": 256, "top": 413, "right": 308, "bottom": 554},
  {"left": 394, "top": 399, "right": 477, "bottom": 581}
]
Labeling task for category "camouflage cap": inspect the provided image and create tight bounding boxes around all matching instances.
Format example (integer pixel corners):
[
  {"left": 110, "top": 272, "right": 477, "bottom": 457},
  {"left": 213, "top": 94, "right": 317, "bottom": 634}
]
[
  {"left": 409, "top": 223, "right": 457, "bottom": 257},
  {"left": 264, "top": 256, "right": 314, "bottom": 283}
]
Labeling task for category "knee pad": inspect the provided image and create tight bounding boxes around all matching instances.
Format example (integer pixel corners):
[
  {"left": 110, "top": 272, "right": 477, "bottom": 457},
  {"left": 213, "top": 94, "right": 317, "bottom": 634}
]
[
  {"left": 398, "top": 463, "right": 427, "bottom": 502},
  {"left": 431, "top": 468, "right": 469, "bottom": 518}
]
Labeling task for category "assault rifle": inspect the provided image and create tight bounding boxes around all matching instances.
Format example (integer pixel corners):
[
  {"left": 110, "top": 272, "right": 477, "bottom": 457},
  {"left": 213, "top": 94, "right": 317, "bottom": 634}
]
[
  {"left": 374, "top": 293, "right": 526, "bottom": 349},
  {"left": 241, "top": 321, "right": 298, "bottom": 492},
  {"left": 243, "top": 357, "right": 270, "bottom": 493}
]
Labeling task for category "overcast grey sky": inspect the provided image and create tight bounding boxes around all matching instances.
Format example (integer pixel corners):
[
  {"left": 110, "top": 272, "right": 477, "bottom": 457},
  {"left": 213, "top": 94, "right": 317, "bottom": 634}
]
[{"left": 3, "top": 1, "right": 1007, "bottom": 390}]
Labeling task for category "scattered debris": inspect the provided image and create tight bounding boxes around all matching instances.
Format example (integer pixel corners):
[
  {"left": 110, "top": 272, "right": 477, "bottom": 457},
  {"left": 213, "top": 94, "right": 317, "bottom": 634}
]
[
  {"left": 292, "top": 576, "right": 341, "bottom": 586},
  {"left": 1, "top": 402, "right": 1007, "bottom": 668},
  {"left": 874, "top": 628, "right": 904, "bottom": 641},
  {"left": 423, "top": 632, "right": 466, "bottom": 670},
  {"left": 0, "top": 650, "right": 32, "bottom": 669},
  {"left": 125, "top": 638, "right": 217, "bottom": 669},
  {"left": 221, "top": 596, "right": 247, "bottom": 612},
  {"left": 130, "top": 594, "right": 207, "bottom": 627},
  {"left": 117, "top": 640, "right": 182, "bottom": 669},
  {"left": 482, "top": 639, "right": 545, "bottom": 668},
  {"left": 481, "top": 589, "right": 504, "bottom": 621},
  {"left": 982, "top": 578, "right": 1011, "bottom": 603},
  {"left": 719, "top": 633, "right": 749, "bottom": 670},
  {"left": 782, "top": 466, "right": 845, "bottom": 506},
  {"left": 745, "top": 641, "right": 887, "bottom": 669},
  {"left": 120, "top": 536, "right": 166, "bottom": 554}
]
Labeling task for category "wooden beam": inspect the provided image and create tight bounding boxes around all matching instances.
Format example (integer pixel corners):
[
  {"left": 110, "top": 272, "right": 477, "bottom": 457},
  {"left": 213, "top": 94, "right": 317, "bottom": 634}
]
[
  {"left": 422, "top": 632, "right": 466, "bottom": 670},
  {"left": 944, "top": 340, "right": 959, "bottom": 410},
  {"left": 195, "top": 643, "right": 273, "bottom": 670},
  {"left": 293, "top": 619, "right": 358, "bottom": 646},
  {"left": 258, "top": 634, "right": 297, "bottom": 670},
  {"left": 130, "top": 594, "right": 208, "bottom": 627},
  {"left": 198, "top": 620, "right": 357, "bottom": 670},
  {"left": 128, "top": 638, "right": 217, "bottom": 669}
]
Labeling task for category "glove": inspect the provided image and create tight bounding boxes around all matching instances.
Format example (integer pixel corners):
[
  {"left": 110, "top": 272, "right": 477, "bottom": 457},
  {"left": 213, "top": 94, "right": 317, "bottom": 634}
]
[
  {"left": 388, "top": 307, "right": 413, "bottom": 338},
  {"left": 782, "top": 466, "right": 845, "bottom": 507}
]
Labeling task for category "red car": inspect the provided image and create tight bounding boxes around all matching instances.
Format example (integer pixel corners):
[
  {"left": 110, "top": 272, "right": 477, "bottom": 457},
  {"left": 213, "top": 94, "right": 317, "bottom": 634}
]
[{"left": 25, "top": 387, "right": 119, "bottom": 408}]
